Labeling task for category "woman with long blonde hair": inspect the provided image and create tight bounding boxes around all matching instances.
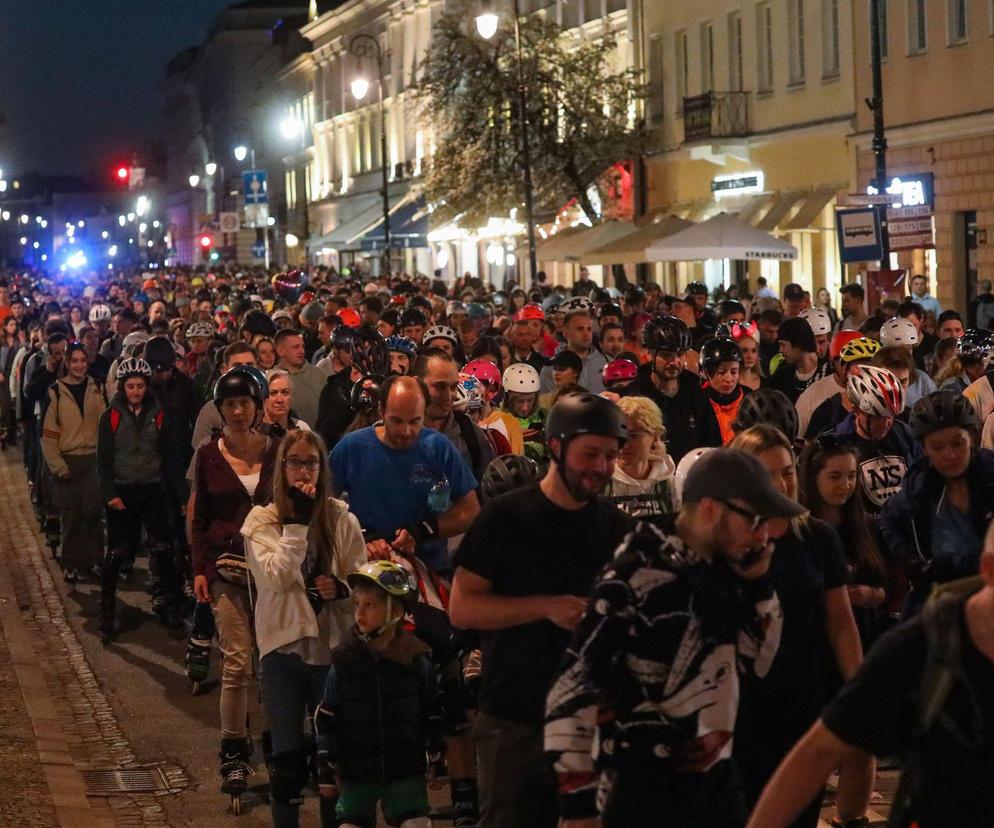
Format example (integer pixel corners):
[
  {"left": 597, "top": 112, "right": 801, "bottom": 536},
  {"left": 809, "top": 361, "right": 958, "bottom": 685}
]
[
  {"left": 727, "top": 425, "right": 871, "bottom": 828},
  {"left": 241, "top": 428, "right": 365, "bottom": 828}
]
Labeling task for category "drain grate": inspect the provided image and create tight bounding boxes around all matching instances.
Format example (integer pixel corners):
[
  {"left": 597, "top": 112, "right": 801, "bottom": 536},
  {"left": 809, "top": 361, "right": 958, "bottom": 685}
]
[{"left": 82, "top": 767, "right": 167, "bottom": 795}]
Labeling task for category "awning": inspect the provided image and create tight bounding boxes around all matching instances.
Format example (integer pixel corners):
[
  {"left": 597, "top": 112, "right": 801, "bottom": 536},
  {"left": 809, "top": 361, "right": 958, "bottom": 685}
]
[
  {"left": 313, "top": 194, "right": 384, "bottom": 250},
  {"left": 646, "top": 211, "right": 798, "bottom": 262},
  {"left": 755, "top": 192, "right": 803, "bottom": 232},
  {"left": 784, "top": 187, "right": 839, "bottom": 230},
  {"left": 533, "top": 220, "right": 639, "bottom": 263},
  {"left": 579, "top": 214, "right": 693, "bottom": 265},
  {"left": 360, "top": 196, "right": 428, "bottom": 250}
]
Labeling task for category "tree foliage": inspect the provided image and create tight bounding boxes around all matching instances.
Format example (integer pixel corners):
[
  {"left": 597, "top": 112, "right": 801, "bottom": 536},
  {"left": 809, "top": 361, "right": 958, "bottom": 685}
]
[{"left": 418, "top": 1, "right": 646, "bottom": 229}]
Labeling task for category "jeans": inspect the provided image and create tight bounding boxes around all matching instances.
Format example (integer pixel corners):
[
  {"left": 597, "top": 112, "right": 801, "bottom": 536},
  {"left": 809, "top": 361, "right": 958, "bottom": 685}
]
[
  {"left": 474, "top": 711, "right": 557, "bottom": 828},
  {"left": 259, "top": 650, "right": 336, "bottom": 828}
]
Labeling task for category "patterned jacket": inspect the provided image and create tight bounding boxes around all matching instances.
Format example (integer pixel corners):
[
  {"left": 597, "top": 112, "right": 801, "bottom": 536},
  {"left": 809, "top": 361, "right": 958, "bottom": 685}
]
[{"left": 544, "top": 518, "right": 783, "bottom": 820}]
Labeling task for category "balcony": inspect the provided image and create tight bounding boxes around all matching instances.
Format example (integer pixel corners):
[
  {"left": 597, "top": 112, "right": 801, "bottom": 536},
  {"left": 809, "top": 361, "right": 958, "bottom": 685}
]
[{"left": 682, "top": 91, "right": 750, "bottom": 143}]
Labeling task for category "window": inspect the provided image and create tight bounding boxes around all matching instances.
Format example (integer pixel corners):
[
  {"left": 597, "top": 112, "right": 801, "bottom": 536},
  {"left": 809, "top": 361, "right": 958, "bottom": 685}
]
[
  {"left": 757, "top": 3, "right": 774, "bottom": 92},
  {"left": 948, "top": 0, "right": 968, "bottom": 42},
  {"left": 788, "top": 0, "right": 806, "bottom": 84},
  {"left": 647, "top": 36, "right": 665, "bottom": 123},
  {"left": 675, "top": 29, "right": 688, "bottom": 113},
  {"left": 700, "top": 21, "right": 715, "bottom": 92},
  {"left": 728, "top": 11, "right": 744, "bottom": 90},
  {"left": 908, "top": 0, "right": 927, "bottom": 54},
  {"left": 823, "top": 0, "right": 841, "bottom": 77}
]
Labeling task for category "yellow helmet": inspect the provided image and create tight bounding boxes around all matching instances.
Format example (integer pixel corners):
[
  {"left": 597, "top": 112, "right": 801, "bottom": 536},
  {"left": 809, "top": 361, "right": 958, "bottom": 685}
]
[
  {"left": 347, "top": 560, "right": 414, "bottom": 602},
  {"left": 839, "top": 336, "right": 881, "bottom": 364}
]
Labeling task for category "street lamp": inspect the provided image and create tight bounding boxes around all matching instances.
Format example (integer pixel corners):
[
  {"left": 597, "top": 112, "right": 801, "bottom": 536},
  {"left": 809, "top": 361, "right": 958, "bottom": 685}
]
[
  {"left": 280, "top": 112, "right": 311, "bottom": 262},
  {"left": 280, "top": 115, "right": 304, "bottom": 141},
  {"left": 189, "top": 173, "right": 201, "bottom": 188},
  {"left": 350, "top": 33, "right": 391, "bottom": 274},
  {"left": 205, "top": 161, "right": 218, "bottom": 177},
  {"left": 233, "top": 145, "right": 249, "bottom": 163},
  {"left": 475, "top": 0, "right": 538, "bottom": 284}
]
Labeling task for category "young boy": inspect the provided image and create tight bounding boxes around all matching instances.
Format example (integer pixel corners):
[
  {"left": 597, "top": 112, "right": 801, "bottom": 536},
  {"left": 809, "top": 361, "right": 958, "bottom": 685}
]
[{"left": 315, "top": 561, "right": 443, "bottom": 828}]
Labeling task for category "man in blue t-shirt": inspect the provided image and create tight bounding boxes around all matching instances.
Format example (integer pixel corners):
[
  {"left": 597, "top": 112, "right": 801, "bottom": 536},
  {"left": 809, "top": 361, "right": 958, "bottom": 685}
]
[{"left": 331, "top": 374, "right": 479, "bottom": 574}]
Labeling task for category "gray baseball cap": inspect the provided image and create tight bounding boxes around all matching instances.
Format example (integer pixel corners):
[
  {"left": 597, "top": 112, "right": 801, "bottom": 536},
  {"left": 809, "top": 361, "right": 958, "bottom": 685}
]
[{"left": 682, "top": 448, "right": 807, "bottom": 520}]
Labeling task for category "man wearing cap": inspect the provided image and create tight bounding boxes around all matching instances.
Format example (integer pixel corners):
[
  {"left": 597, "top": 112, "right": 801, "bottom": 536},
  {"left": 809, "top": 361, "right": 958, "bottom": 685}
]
[
  {"left": 769, "top": 317, "right": 830, "bottom": 404},
  {"left": 539, "top": 309, "right": 607, "bottom": 395},
  {"left": 451, "top": 393, "right": 632, "bottom": 828},
  {"left": 546, "top": 448, "right": 797, "bottom": 828}
]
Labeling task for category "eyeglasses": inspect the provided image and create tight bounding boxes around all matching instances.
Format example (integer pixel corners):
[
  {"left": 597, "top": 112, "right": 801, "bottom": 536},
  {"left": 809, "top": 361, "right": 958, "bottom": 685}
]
[
  {"left": 284, "top": 458, "right": 322, "bottom": 472},
  {"left": 716, "top": 498, "right": 767, "bottom": 532}
]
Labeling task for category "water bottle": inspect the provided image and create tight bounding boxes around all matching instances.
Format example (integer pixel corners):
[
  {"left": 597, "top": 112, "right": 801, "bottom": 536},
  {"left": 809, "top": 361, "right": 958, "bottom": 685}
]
[{"left": 427, "top": 477, "right": 451, "bottom": 514}]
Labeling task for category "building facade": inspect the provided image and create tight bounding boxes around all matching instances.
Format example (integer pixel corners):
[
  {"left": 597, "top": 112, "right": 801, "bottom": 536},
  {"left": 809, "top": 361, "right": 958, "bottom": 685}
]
[
  {"left": 852, "top": 0, "right": 994, "bottom": 314},
  {"left": 641, "top": 0, "right": 855, "bottom": 297}
]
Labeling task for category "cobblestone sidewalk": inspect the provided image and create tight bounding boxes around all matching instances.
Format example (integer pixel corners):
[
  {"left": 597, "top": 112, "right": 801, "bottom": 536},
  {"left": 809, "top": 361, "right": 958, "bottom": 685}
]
[{"left": 0, "top": 449, "right": 173, "bottom": 827}]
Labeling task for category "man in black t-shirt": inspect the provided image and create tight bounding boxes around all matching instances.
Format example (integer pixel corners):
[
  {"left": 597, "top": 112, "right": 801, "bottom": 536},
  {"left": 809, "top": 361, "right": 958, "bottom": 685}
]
[
  {"left": 450, "top": 394, "right": 632, "bottom": 828},
  {"left": 746, "top": 543, "right": 994, "bottom": 828}
]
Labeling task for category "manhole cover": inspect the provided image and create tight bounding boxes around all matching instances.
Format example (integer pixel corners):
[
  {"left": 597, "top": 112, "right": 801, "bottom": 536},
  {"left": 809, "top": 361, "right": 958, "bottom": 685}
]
[{"left": 82, "top": 767, "right": 168, "bottom": 795}]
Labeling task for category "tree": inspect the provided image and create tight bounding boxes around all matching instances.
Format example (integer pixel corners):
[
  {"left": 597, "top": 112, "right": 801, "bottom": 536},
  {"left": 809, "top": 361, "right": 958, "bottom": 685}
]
[{"left": 418, "top": 2, "right": 646, "bottom": 230}]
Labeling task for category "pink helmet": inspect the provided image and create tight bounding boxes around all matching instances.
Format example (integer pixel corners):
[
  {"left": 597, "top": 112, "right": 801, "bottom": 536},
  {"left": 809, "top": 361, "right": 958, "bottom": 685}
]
[
  {"left": 462, "top": 358, "right": 502, "bottom": 401},
  {"left": 602, "top": 358, "right": 639, "bottom": 384}
]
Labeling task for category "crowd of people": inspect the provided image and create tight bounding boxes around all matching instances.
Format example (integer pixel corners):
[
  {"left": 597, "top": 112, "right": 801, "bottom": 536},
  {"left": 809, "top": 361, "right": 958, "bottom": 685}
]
[{"left": 0, "top": 262, "right": 992, "bottom": 828}]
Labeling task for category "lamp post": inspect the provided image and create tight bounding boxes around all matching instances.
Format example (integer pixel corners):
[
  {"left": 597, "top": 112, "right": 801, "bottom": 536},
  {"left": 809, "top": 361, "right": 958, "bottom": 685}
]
[
  {"left": 868, "top": 0, "right": 890, "bottom": 262},
  {"left": 350, "top": 33, "right": 391, "bottom": 275},
  {"left": 233, "top": 145, "right": 270, "bottom": 268},
  {"left": 280, "top": 114, "right": 311, "bottom": 265},
  {"left": 477, "top": 0, "right": 538, "bottom": 287}
]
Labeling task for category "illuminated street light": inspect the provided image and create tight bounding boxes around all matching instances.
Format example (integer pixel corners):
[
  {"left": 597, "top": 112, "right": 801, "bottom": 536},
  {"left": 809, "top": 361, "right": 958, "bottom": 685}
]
[
  {"left": 350, "top": 77, "right": 369, "bottom": 100},
  {"left": 19, "top": 214, "right": 29, "bottom": 224},
  {"left": 40, "top": 220, "right": 47, "bottom": 228},
  {"left": 118, "top": 215, "right": 127, "bottom": 227},
  {"left": 101, "top": 230, "right": 109, "bottom": 239},
  {"left": 136, "top": 196, "right": 149, "bottom": 217},
  {"left": 233, "top": 145, "right": 249, "bottom": 162},
  {"left": 1, "top": 211, "right": 9, "bottom": 221},
  {"left": 285, "top": 233, "right": 299, "bottom": 248},
  {"left": 205, "top": 162, "right": 217, "bottom": 176},
  {"left": 139, "top": 222, "right": 147, "bottom": 233},
  {"left": 475, "top": 11, "right": 499, "bottom": 39},
  {"left": 109, "top": 245, "right": 118, "bottom": 257},
  {"left": 32, "top": 241, "right": 39, "bottom": 249},
  {"left": 78, "top": 220, "right": 85, "bottom": 228},
  {"left": 19, "top": 236, "right": 27, "bottom": 245},
  {"left": 41, "top": 254, "right": 47, "bottom": 262},
  {"left": 127, "top": 212, "right": 136, "bottom": 222},
  {"left": 280, "top": 115, "right": 304, "bottom": 140},
  {"left": 152, "top": 220, "right": 161, "bottom": 229},
  {"left": 189, "top": 174, "right": 201, "bottom": 188}
]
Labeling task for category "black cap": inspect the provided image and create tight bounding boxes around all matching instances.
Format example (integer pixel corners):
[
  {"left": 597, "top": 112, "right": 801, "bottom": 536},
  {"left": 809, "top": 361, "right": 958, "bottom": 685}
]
[
  {"left": 551, "top": 350, "right": 583, "bottom": 373},
  {"left": 778, "top": 317, "right": 817, "bottom": 352},
  {"left": 682, "top": 449, "right": 807, "bottom": 519}
]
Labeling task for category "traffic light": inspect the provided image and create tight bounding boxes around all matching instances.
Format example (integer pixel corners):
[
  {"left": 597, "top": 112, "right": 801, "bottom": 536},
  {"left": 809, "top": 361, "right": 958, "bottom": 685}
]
[
  {"left": 113, "top": 165, "right": 130, "bottom": 187},
  {"left": 199, "top": 233, "right": 213, "bottom": 260}
]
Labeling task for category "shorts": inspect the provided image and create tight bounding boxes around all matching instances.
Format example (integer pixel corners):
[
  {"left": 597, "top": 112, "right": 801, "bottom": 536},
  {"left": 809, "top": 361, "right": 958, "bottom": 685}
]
[{"left": 336, "top": 775, "right": 430, "bottom": 827}]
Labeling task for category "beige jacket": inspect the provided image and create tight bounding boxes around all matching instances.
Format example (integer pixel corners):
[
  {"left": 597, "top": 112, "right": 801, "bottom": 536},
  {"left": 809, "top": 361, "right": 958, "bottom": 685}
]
[{"left": 41, "top": 378, "right": 106, "bottom": 477}]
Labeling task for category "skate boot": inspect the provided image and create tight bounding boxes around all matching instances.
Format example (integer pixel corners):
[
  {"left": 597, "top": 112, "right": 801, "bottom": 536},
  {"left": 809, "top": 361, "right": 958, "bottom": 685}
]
[
  {"left": 186, "top": 601, "right": 213, "bottom": 694},
  {"left": 44, "top": 516, "right": 61, "bottom": 560},
  {"left": 451, "top": 777, "right": 479, "bottom": 827},
  {"left": 219, "top": 738, "right": 254, "bottom": 815}
]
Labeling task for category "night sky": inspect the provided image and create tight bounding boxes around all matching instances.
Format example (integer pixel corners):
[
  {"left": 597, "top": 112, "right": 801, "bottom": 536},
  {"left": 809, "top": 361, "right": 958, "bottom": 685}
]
[{"left": 0, "top": 0, "right": 235, "bottom": 179}]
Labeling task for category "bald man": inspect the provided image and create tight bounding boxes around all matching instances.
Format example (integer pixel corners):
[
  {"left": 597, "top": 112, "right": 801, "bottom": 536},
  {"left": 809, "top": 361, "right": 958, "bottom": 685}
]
[
  {"left": 747, "top": 527, "right": 994, "bottom": 827},
  {"left": 331, "top": 374, "right": 480, "bottom": 574}
]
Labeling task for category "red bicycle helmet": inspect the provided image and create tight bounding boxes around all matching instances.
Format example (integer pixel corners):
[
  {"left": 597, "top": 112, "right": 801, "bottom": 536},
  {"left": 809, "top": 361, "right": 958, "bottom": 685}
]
[
  {"left": 462, "top": 359, "right": 502, "bottom": 400},
  {"left": 602, "top": 358, "right": 639, "bottom": 384},
  {"left": 515, "top": 304, "right": 545, "bottom": 322},
  {"left": 338, "top": 308, "right": 361, "bottom": 328}
]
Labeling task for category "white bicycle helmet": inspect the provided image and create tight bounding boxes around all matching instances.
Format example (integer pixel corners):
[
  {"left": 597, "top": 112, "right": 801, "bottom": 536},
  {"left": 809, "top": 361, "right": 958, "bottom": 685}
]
[
  {"left": 89, "top": 303, "right": 112, "bottom": 323},
  {"left": 558, "top": 296, "right": 594, "bottom": 315},
  {"left": 455, "top": 373, "right": 485, "bottom": 412},
  {"left": 502, "top": 363, "right": 540, "bottom": 394},
  {"left": 122, "top": 330, "right": 150, "bottom": 350},
  {"left": 879, "top": 317, "right": 920, "bottom": 347},
  {"left": 187, "top": 321, "right": 215, "bottom": 339},
  {"left": 846, "top": 364, "right": 905, "bottom": 417},
  {"left": 672, "top": 447, "right": 716, "bottom": 510},
  {"left": 799, "top": 308, "right": 832, "bottom": 336},
  {"left": 116, "top": 357, "right": 152, "bottom": 380},
  {"left": 423, "top": 324, "right": 458, "bottom": 346}
]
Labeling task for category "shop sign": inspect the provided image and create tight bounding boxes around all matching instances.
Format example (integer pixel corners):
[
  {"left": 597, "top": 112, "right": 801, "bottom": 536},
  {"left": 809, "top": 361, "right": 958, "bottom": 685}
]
[
  {"left": 866, "top": 173, "right": 934, "bottom": 209},
  {"left": 836, "top": 208, "right": 883, "bottom": 263},
  {"left": 711, "top": 171, "right": 764, "bottom": 198}
]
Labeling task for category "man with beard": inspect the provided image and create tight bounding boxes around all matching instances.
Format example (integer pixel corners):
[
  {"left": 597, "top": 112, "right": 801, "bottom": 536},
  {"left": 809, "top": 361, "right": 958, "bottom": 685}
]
[
  {"left": 621, "top": 315, "right": 721, "bottom": 463},
  {"left": 450, "top": 393, "right": 632, "bottom": 828}
]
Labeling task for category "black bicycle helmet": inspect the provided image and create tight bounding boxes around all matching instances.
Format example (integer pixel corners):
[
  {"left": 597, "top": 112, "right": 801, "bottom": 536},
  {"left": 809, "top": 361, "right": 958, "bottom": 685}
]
[
  {"left": 242, "top": 308, "right": 277, "bottom": 338},
  {"left": 700, "top": 337, "right": 743, "bottom": 374},
  {"left": 349, "top": 325, "right": 390, "bottom": 376},
  {"left": 481, "top": 455, "right": 541, "bottom": 501},
  {"left": 642, "top": 315, "right": 692, "bottom": 353},
  {"left": 956, "top": 328, "right": 994, "bottom": 361},
  {"left": 144, "top": 336, "right": 177, "bottom": 371},
  {"left": 350, "top": 374, "right": 385, "bottom": 414},
  {"left": 685, "top": 281, "right": 708, "bottom": 297},
  {"left": 546, "top": 392, "right": 629, "bottom": 450},
  {"left": 398, "top": 308, "right": 428, "bottom": 329},
  {"left": 213, "top": 365, "right": 267, "bottom": 410},
  {"left": 909, "top": 388, "right": 980, "bottom": 439},
  {"left": 732, "top": 388, "right": 799, "bottom": 439},
  {"left": 332, "top": 324, "right": 358, "bottom": 351},
  {"left": 597, "top": 303, "right": 624, "bottom": 320}
]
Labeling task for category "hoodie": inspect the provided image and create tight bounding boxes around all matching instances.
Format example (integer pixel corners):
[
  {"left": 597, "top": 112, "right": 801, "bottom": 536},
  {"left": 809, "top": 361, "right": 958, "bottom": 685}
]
[{"left": 604, "top": 455, "right": 676, "bottom": 518}]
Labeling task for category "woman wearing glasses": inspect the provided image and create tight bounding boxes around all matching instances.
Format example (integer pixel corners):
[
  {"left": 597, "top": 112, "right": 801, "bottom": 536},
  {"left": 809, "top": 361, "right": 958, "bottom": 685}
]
[
  {"left": 242, "top": 429, "right": 365, "bottom": 827},
  {"left": 728, "top": 425, "right": 870, "bottom": 828}
]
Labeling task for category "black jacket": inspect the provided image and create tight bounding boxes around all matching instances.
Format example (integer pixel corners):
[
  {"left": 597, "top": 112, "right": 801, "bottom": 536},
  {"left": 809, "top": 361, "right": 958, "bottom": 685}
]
[
  {"left": 621, "top": 367, "right": 721, "bottom": 463},
  {"left": 316, "top": 626, "right": 444, "bottom": 784},
  {"left": 315, "top": 367, "right": 355, "bottom": 449}
]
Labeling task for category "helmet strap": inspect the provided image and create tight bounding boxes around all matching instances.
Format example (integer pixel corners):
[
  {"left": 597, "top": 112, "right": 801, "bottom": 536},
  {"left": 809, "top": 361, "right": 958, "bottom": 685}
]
[
  {"left": 354, "top": 595, "right": 402, "bottom": 643},
  {"left": 551, "top": 439, "right": 588, "bottom": 503}
]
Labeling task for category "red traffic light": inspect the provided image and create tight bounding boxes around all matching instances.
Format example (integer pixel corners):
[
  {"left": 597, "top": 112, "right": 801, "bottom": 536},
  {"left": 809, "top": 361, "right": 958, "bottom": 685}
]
[
  {"left": 199, "top": 234, "right": 212, "bottom": 249},
  {"left": 116, "top": 166, "right": 129, "bottom": 181}
]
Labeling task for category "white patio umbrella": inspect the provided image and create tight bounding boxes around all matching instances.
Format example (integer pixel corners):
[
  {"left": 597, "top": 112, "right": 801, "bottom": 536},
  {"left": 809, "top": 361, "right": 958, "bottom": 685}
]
[{"left": 645, "top": 211, "right": 797, "bottom": 262}]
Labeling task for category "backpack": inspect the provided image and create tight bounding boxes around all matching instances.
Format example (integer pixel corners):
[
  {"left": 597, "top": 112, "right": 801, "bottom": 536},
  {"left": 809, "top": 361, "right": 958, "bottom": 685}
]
[
  {"left": 887, "top": 576, "right": 986, "bottom": 828},
  {"left": 108, "top": 406, "right": 163, "bottom": 435},
  {"left": 452, "top": 410, "right": 485, "bottom": 481}
]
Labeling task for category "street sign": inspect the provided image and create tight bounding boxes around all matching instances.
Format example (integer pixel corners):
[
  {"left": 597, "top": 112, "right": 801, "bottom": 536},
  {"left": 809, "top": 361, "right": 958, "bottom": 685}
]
[
  {"left": 242, "top": 170, "right": 268, "bottom": 205},
  {"left": 836, "top": 208, "right": 883, "bottom": 263},
  {"left": 251, "top": 241, "right": 266, "bottom": 259},
  {"left": 887, "top": 204, "right": 932, "bottom": 221},
  {"left": 836, "top": 193, "right": 896, "bottom": 206},
  {"left": 890, "top": 232, "right": 935, "bottom": 251},
  {"left": 219, "top": 212, "right": 240, "bottom": 233},
  {"left": 243, "top": 203, "right": 269, "bottom": 229}
]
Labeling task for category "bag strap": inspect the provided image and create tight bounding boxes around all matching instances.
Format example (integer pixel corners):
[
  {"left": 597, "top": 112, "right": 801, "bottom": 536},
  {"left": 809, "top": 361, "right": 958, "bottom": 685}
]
[{"left": 453, "top": 411, "right": 484, "bottom": 480}]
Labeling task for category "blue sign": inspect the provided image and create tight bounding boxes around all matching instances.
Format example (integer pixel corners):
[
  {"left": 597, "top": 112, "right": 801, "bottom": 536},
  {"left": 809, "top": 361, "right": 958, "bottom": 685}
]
[
  {"left": 242, "top": 170, "right": 268, "bottom": 205},
  {"left": 836, "top": 208, "right": 882, "bottom": 264},
  {"left": 251, "top": 241, "right": 266, "bottom": 259}
]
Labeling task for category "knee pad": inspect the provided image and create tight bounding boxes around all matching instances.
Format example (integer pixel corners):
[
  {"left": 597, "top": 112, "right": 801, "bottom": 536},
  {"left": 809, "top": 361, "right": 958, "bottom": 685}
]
[
  {"left": 399, "top": 818, "right": 432, "bottom": 828},
  {"left": 269, "top": 750, "right": 308, "bottom": 805}
]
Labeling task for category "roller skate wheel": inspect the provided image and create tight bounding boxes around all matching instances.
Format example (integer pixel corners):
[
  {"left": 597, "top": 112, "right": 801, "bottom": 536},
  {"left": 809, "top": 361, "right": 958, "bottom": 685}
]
[
  {"left": 189, "top": 680, "right": 202, "bottom": 696},
  {"left": 230, "top": 794, "right": 242, "bottom": 815}
]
